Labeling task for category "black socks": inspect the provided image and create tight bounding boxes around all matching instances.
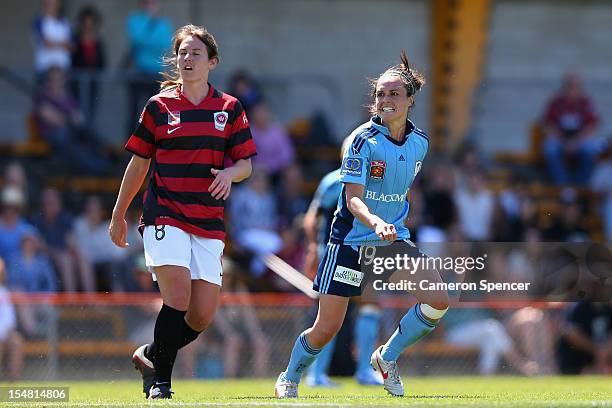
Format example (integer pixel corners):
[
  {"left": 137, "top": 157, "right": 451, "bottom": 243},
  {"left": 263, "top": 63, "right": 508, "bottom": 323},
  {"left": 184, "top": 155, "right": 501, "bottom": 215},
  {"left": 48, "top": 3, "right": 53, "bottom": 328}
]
[
  {"left": 153, "top": 304, "right": 187, "bottom": 385},
  {"left": 146, "top": 308, "right": 203, "bottom": 380}
]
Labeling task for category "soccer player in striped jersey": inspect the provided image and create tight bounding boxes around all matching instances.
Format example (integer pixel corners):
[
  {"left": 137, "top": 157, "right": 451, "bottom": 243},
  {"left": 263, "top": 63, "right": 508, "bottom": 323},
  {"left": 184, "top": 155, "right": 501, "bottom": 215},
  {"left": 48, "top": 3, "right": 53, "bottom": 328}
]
[
  {"left": 275, "top": 52, "right": 449, "bottom": 398},
  {"left": 303, "top": 137, "right": 383, "bottom": 387},
  {"left": 109, "top": 24, "right": 256, "bottom": 399}
]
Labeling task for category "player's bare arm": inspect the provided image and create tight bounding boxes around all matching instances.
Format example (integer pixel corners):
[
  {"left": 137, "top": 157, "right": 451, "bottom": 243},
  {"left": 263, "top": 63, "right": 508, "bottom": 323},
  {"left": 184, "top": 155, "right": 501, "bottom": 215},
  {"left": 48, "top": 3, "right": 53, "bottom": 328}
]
[
  {"left": 109, "top": 155, "right": 151, "bottom": 248},
  {"left": 345, "top": 182, "right": 397, "bottom": 241},
  {"left": 209, "top": 158, "right": 252, "bottom": 200}
]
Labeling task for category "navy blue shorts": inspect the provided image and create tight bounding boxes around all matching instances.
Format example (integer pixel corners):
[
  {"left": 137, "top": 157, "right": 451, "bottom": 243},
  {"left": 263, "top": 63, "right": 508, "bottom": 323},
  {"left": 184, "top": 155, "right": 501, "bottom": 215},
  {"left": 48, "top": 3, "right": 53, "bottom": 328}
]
[{"left": 313, "top": 241, "right": 423, "bottom": 297}]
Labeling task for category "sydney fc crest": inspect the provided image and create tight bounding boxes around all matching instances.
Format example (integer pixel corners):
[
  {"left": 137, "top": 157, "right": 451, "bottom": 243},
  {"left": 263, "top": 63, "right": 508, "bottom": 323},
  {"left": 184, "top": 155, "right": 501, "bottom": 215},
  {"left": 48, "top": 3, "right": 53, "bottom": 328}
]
[{"left": 369, "top": 160, "right": 387, "bottom": 180}]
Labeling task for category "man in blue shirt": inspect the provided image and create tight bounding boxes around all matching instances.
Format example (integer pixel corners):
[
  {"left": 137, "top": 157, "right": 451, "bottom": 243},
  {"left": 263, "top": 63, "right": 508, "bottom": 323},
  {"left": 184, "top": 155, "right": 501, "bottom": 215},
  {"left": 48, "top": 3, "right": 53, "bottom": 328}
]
[{"left": 276, "top": 52, "right": 450, "bottom": 398}]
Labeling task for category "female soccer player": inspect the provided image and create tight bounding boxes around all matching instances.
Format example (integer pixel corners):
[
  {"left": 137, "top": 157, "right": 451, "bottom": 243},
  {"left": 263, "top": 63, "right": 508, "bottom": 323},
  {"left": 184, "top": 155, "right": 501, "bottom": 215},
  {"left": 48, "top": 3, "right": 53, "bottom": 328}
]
[
  {"left": 109, "top": 24, "right": 256, "bottom": 399},
  {"left": 275, "top": 52, "right": 449, "bottom": 398}
]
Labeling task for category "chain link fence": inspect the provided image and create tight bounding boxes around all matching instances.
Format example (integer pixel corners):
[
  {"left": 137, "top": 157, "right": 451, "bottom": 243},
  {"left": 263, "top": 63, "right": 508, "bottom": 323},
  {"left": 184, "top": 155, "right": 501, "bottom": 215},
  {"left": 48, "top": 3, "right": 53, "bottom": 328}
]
[{"left": 2, "top": 293, "right": 568, "bottom": 381}]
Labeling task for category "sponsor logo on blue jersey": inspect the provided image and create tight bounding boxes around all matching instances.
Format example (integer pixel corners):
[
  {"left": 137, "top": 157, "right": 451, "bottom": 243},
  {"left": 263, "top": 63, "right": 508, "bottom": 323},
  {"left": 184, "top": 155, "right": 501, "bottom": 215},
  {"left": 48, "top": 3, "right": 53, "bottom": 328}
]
[
  {"left": 365, "top": 190, "right": 407, "bottom": 202},
  {"left": 341, "top": 157, "right": 363, "bottom": 177}
]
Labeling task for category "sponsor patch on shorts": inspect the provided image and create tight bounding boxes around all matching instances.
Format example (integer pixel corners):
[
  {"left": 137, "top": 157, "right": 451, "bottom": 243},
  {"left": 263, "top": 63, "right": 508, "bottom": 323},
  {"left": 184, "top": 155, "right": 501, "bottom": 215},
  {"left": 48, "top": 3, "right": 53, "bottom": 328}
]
[{"left": 333, "top": 266, "right": 364, "bottom": 286}]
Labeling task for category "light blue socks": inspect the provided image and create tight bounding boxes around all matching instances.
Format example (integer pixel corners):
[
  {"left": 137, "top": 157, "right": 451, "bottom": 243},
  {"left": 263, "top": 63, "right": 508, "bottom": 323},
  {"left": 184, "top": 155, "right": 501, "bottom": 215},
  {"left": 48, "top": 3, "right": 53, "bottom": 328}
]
[
  {"left": 381, "top": 303, "right": 436, "bottom": 361},
  {"left": 284, "top": 331, "right": 321, "bottom": 383},
  {"left": 355, "top": 307, "right": 381, "bottom": 375}
]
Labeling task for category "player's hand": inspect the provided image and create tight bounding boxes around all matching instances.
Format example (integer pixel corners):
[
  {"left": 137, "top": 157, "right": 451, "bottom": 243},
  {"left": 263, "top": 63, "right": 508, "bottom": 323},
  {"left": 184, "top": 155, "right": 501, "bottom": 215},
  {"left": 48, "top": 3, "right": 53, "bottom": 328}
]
[
  {"left": 375, "top": 223, "right": 397, "bottom": 242},
  {"left": 209, "top": 168, "right": 232, "bottom": 200},
  {"left": 109, "top": 217, "right": 129, "bottom": 248}
]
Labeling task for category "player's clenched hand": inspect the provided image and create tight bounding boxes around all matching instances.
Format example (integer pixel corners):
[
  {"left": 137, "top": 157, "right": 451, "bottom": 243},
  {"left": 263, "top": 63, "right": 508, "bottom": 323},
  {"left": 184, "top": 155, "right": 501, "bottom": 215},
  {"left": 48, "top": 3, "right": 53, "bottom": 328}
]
[
  {"left": 109, "top": 217, "right": 129, "bottom": 248},
  {"left": 375, "top": 223, "right": 397, "bottom": 242},
  {"left": 209, "top": 168, "right": 232, "bottom": 200}
]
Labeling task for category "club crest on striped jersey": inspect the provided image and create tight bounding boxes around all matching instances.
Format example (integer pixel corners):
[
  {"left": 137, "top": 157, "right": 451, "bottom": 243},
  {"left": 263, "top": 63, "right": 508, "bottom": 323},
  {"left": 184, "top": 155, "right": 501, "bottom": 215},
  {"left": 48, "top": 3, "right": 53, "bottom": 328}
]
[
  {"left": 214, "top": 111, "right": 229, "bottom": 131},
  {"left": 168, "top": 111, "right": 181, "bottom": 125},
  {"left": 369, "top": 160, "right": 386, "bottom": 180}
]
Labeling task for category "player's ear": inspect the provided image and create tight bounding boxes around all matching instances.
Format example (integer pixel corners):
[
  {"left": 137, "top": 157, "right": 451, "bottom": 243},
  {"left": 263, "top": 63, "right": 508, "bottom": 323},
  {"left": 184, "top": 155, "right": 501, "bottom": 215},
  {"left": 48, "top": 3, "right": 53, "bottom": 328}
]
[{"left": 208, "top": 57, "right": 219, "bottom": 71}]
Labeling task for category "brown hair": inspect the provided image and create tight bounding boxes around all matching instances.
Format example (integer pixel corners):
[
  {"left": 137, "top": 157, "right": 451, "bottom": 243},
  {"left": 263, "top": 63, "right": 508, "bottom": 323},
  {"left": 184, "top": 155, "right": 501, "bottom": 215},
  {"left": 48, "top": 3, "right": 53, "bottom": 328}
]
[
  {"left": 368, "top": 51, "right": 426, "bottom": 114},
  {"left": 160, "top": 24, "right": 220, "bottom": 90}
]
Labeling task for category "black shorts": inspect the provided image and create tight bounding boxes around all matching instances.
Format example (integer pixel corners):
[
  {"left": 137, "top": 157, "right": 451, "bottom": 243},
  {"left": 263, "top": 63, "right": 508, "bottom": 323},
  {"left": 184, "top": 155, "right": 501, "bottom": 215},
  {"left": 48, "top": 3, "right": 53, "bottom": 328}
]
[{"left": 313, "top": 240, "right": 423, "bottom": 297}]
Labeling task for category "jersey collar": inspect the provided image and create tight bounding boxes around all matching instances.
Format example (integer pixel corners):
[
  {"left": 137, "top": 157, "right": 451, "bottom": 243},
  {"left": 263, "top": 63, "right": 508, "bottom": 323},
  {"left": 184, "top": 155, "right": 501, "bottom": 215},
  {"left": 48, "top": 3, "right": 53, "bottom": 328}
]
[
  {"left": 176, "top": 82, "right": 215, "bottom": 105},
  {"left": 370, "top": 115, "right": 416, "bottom": 146}
]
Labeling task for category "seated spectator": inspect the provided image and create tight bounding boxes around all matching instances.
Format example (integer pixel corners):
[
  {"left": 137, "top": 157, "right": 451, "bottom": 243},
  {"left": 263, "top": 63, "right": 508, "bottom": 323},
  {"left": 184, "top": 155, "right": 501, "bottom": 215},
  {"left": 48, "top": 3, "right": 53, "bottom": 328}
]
[
  {"left": 0, "top": 258, "right": 24, "bottom": 381},
  {"left": 32, "top": 187, "right": 94, "bottom": 292},
  {"left": 32, "top": 0, "right": 72, "bottom": 75},
  {"left": 73, "top": 195, "right": 130, "bottom": 291},
  {"left": 2, "top": 162, "right": 30, "bottom": 213},
  {"left": 249, "top": 101, "right": 295, "bottom": 180},
  {"left": 6, "top": 231, "right": 57, "bottom": 293},
  {"left": 229, "top": 170, "right": 282, "bottom": 278},
  {"left": 276, "top": 164, "right": 308, "bottom": 228},
  {"left": 542, "top": 73, "right": 601, "bottom": 185},
  {"left": 228, "top": 69, "right": 263, "bottom": 110},
  {"left": 590, "top": 145, "right": 612, "bottom": 242},
  {"left": 71, "top": 5, "right": 106, "bottom": 120},
  {"left": 444, "top": 308, "right": 538, "bottom": 375},
  {"left": 542, "top": 188, "right": 589, "bottom": 242},
  {"left": 454, "top": 170, "right": 494, "bottom": 241},
  {"left": 556, "top": 300, "right": 612, "bottom": 374},
  {"left": 0, "top": 187, "right": 36, "bottom": 265},
  {"left": 33, "top": 66, "right": 109, "bottom": 175}
]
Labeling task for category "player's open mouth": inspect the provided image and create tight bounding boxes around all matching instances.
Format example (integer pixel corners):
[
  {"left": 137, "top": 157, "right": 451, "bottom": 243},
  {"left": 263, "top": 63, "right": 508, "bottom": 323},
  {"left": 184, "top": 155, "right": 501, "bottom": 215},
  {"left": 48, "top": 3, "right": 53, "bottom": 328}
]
[
  {"left": 381, "top": 107, "right": 395, "bottom": 112},
  {"left": 184, "top": 66, "right": 193, "bottom": 70}
]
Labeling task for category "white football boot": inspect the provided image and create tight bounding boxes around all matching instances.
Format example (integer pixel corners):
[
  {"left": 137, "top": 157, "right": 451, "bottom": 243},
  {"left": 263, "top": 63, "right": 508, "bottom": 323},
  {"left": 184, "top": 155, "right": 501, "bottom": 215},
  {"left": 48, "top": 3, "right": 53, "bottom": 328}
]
[
  {"left": 274, "top": 372, "right": 298, "bottom": 398},
  {"left": 370, "top": 345, "right": 404, "bottom": 397}
]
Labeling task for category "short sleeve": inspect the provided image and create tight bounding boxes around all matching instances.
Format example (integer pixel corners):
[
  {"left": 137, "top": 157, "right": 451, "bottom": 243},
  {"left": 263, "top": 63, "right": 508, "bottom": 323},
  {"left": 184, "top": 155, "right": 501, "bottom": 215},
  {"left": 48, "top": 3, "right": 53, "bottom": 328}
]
[
  {"left": 125, "top": 99, "right": 158, "bottom": 159},
  {"left": 227, "top": 100, "right": 257, "bottom": 162},
  {"left": 339, "top": 133, "right": 370, "bottom": 186}
]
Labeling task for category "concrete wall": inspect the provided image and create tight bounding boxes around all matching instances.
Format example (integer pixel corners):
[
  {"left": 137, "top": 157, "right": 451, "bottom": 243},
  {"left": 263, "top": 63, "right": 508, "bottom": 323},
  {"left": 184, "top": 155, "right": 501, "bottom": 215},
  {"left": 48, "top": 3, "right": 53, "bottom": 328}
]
[
  {"left": 474, "top": 0, "right": 612, "bottom": 153},
  {"left": 0, "top": 0, "right": 430, "bottom": 144}
]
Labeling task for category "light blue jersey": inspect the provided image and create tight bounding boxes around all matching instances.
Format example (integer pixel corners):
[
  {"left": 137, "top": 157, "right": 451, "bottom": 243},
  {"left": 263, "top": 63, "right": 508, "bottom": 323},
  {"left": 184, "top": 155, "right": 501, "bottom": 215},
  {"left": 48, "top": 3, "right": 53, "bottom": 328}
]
[
  {"left": 308, "top": 169, "right": 342, "bottom": 253},
  {"left": 330, "top": 116, "right": 429, "bottom": 246}
]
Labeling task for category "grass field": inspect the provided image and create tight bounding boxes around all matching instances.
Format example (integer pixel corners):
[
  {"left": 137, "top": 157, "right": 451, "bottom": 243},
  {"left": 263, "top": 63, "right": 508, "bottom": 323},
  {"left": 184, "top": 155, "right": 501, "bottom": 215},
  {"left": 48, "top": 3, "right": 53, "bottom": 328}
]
[{"left": 1, "top": 376, "right": 611, "bottom": 407}]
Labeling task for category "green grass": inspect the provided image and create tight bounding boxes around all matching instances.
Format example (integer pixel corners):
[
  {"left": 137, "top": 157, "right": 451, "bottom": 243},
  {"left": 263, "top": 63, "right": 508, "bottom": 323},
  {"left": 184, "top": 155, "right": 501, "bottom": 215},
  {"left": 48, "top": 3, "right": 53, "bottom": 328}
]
[{"left": 1, "top": 376, "right": 611, "bottom": 407}]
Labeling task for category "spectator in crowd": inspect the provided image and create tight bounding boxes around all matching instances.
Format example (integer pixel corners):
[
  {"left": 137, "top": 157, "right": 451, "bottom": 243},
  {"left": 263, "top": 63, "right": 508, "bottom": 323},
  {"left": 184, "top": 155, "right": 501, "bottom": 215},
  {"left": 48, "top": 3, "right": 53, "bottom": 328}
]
[
  {"left": 6, "top": 231, "right": 58, "bottom": 339},
  {"left": 228, "top": 69, "right": 263, "bottom": 110},
  {"left": 418, "top": 162, "right": 457, "bottom": 244},
  {"left": 125, "top": 0, "right": 173, "bottom": 130},
  {"left": 33, "top": 66, "right": 109, "bottom": 175},
  {"left": 542, "top": 188, "right": 589, "bottom": 242},
  {"left": 542, "top": 73, "right": 601, "bottom": 185},
  {"left": 6, "top": 231, "right": 57, "bottom": 293},
  {"left": 2, "top": 163, "right": 30, "bottom": 214},
  {"left": 249, "top": 100, "right": 295, "bottom": 181},
  {"left": 229, "top": 170, "right": 282, "bottom": 278},
  {"left": 276, "top": 164, "right": 308, "bottom": 228},
  {"left": 0, "top": 187, "right": 35, "bottom": 265},
  {"left": 71, "top": 5, "right": 106, "bottom": 120},
  {"left": 73, "top": 195, "right": 130, "bottom": 291},
  {"left": 454, "top": 170, "right": 494, "bottom": 241},
  {"left": 0, "top": 258, "right": 24, "bottom": 381},
  {"left": 32, "top": 0, "right": 72, "bottom": 75},
  {"left": 178, "top": 260, "right": 269, "bottom": 378},
  {"left": 556, "top": 299, "right": 612, "bottom": 374},
  {"left": 32, "top": 187, "right": 94, "bottom": 292},
  {"left": 443, "top": 308, "right": 539, "bottom": 375},
  {"left": 590, "top": 145, "right": 612, "bottom": 242}
]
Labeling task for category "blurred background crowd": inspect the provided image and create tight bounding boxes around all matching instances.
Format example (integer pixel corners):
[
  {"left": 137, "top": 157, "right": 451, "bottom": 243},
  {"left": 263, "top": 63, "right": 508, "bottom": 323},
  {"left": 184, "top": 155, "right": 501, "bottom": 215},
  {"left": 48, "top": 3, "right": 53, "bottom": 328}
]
[{"left": 0, "top": 0, "right": 610, "bottom": 380}]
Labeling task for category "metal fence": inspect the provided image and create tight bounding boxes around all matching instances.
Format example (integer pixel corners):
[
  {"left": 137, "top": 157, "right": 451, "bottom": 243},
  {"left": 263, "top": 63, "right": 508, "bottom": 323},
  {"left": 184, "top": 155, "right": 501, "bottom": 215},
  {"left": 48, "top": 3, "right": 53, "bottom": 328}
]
[{"left": 2, "top": 292, "right": 568, "bottom": 381}]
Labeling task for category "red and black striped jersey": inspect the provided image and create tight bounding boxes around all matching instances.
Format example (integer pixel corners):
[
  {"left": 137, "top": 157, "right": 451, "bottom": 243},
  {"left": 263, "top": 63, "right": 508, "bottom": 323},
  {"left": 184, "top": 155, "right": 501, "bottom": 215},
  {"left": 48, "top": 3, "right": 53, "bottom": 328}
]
[{"left": 125, "top": 83, "right": 257, "bottom": 240}]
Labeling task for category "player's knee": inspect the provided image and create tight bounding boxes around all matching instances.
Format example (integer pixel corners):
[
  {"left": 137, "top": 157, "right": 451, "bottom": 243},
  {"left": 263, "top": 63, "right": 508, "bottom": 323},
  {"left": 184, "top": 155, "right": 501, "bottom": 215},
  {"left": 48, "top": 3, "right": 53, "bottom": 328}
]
[
  {"left": 312, "top": 321, "right": 342, "bottom": 345},
  {"left": 420, "top": 302, "right": 449, "bottom": 320}
]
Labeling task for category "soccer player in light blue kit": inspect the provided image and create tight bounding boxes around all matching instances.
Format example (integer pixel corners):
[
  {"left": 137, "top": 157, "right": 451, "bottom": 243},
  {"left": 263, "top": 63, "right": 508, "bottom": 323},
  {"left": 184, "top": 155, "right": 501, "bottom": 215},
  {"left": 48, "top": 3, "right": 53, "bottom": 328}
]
[
  {"left": 275, "top": 52, "right": 449, "bottom": 398},
  {"left": 303, "top": 138, "right": 383, "bottom": 387}
]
